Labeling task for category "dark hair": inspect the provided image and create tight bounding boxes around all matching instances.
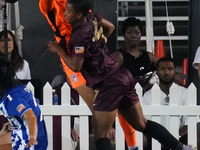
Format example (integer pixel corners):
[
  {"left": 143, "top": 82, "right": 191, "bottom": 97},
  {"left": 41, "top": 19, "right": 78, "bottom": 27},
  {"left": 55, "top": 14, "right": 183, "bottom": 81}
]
[
  {"left": 121, "top": 17, "right": 143, "bottom": 35},
  {"left": 0, "top": 30, "right": 24, "bottom": 72},
  {"left": 0, "top": 58, "right": 20, "bottom": 93},
  {"left": 67, "top": 0, "right": 90, "bottom": 17},
  {"left": 156, "top": 57, "right": 176, "bottom": 68}
]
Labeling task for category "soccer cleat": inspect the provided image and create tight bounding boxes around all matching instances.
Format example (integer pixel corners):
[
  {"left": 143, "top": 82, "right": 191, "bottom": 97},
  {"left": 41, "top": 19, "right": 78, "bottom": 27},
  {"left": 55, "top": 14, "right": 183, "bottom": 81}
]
[
  {"left": 128, "top": 146, "right": 139, "bottom": 150},
  {"left": 134, "top": 146, "right": 139, "bottom": 150},
  {"left": 183, "top": 145, "right": 197, "bottom": 150}
]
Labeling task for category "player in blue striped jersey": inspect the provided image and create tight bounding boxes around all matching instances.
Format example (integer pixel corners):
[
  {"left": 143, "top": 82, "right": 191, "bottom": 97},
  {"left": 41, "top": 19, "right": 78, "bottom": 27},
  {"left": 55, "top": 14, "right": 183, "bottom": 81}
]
[{"left": 0, "top": 58, "right": 48, "bottom": 150}]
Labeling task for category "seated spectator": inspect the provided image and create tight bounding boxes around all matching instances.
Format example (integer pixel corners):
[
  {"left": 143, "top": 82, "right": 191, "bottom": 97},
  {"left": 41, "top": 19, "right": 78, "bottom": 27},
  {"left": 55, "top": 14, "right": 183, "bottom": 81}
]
[{"left": 142, "top": 57, "right": 200, "bottom": 150}]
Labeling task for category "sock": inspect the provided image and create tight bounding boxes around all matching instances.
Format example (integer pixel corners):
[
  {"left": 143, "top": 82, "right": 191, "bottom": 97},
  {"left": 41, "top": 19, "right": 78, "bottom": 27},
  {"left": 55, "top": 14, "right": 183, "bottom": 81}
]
[
  {"left": 95, "top": 138, "right": 112, "bottom": 150},
  {"left": 143, "top": 120, "right": 184, "bottom": 150},
  {"left": 118, "top": 114, "right": 137, "bottom": 147}
]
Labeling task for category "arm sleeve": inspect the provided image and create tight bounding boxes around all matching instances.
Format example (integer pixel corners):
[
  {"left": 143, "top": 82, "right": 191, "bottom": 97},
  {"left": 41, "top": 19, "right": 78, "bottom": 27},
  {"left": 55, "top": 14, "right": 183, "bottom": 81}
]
[
  {"left": 69, "top": 29, "right": 91, "bottom": 58},
  {"left": 69, "top": 12, "right": 102, "bottom": 58},
  {"left": 8, "top": 96, "right": 31, "bottom": 118}
]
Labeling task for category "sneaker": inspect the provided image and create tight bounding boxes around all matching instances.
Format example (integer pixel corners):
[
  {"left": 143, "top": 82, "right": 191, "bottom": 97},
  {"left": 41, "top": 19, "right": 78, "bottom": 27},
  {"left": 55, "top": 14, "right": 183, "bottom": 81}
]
[
  {"left": 183, "top": 145, "right": 197, "bottom": 150},
  {"left": 128, "top": 146, "right": 139, "bottom": 150}
]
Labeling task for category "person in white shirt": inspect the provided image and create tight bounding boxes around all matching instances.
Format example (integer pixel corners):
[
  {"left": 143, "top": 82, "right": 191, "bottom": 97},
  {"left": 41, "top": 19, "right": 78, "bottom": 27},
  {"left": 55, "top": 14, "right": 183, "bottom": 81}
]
[
  {"left": 0, "top": 30, "right": 31, "bottom": 80},
  {"left": 193, "top": 46, "right": 200, "bottom": 78},
  {"left": 142, "top": 57, "right": 189, "bottom": 150}
]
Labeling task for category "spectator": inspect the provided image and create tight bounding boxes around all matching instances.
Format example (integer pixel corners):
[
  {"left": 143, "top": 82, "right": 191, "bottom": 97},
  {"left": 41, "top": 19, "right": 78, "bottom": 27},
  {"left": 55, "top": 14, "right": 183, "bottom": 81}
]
[
  {"left": 112, "top": 17, "right": 158, "bottom": 150},
  {"left": 113, "top": 17, "right": 158, "bottom": 90},
  {"left": 143, "top": 57, "right": 200, "bottom": 150},
  {"left": 0, "top": 30, "right": 31, "bottom": 80}
]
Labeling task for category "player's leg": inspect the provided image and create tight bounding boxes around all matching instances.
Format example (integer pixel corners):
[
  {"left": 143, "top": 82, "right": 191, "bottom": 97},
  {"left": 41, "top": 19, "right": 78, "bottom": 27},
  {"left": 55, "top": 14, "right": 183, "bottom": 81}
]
[
  {"left": 0, "top": 132, "right": 11, "bottom": 145},
  {"left": 0, "top": 118, "right": 12, "bottom": 149},
  {"left": 90, "top": 69, "right": 130, "bottom": 150},
  {"left": 0, "top": 131, "right": 12, "bottom": 150},
  {"left": 75, "top": 83, "right": 94, "bottom": 113},
  {"left": 119, "top": 102, "right": 185, "bottom": 150},
  {"left": 118, "top": 113, "right": 138, "bottom": 150},
  {"left": 92, "top": 110, "right": 117, "bottom": 150},
  {"left": 0, "top": 144, "right": 12, "bottom": 150},
  {"left": 61, "top": 58, "right": 94, "bottom": 113}
]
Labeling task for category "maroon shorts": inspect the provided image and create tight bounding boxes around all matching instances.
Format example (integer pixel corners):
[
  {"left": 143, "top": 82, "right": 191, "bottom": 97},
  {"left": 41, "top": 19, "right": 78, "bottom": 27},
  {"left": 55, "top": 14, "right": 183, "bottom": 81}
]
[{"left": 93, "top": 67, "right": 139, "bottom": 111}]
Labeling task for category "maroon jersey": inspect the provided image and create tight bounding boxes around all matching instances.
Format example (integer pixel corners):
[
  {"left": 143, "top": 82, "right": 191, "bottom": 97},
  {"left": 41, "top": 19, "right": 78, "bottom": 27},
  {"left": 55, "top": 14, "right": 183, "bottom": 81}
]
[{"left": 68, "top": 12, "right": 120, "bottom": 87}]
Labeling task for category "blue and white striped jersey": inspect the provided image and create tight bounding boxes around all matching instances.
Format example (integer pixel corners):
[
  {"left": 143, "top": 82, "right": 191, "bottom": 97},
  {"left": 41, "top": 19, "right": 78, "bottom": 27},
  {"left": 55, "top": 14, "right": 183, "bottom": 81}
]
[{"left": 0, "top": 85, "right": 48, "bottom": 150}]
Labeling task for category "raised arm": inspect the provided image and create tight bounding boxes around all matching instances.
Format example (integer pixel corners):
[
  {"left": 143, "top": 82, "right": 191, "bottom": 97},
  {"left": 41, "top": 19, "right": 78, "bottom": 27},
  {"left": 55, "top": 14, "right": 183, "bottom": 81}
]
[
  {"left": 101, "top": 18, "right": 115, "bottom": 38},
  {"left": 39, "top": 0, "right": 54, "bottom": 12}
]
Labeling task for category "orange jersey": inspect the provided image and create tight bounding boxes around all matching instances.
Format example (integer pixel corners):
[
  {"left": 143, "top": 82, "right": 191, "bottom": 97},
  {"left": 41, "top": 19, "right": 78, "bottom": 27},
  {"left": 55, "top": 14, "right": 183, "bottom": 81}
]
[
  {"left": 60, "top": 58, "right": 86, "bottom": 88},
  {"left": 39, "top": 0, "right": 86, "bottom": 88},
  {"left": 39, "top": 0, "right": 71, "bottom": 53},
  {"left": 39, "top": 0, "right": 92, "bottom": 49}
]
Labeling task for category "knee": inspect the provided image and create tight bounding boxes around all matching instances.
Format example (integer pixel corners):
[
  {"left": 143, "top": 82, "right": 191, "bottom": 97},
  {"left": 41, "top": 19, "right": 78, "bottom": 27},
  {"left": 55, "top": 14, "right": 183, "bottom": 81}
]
[
  {"left": 93, "top": 128, "right": 111, "bottom": 140},
  {"left": 138, "top": 120, "right": 146, "bottom": 131},
  {"left": 93, "top": 120, "right": 112, "bottom": 140},
  {"left": 135, "top": 117, "right": 147, "bottom": 132}
]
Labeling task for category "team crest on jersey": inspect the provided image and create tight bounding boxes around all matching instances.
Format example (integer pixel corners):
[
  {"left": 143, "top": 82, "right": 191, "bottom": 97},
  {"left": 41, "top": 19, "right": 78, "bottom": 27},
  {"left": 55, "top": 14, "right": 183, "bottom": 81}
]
[
  {"left": 17, "top": 104, "right": 26, "bottom": 113},
  {"left": 72, "top": 74, "right": 78, "bottom": 82},
  {"left": 75, "top": 47, "right": 84, "bottom": 54}
]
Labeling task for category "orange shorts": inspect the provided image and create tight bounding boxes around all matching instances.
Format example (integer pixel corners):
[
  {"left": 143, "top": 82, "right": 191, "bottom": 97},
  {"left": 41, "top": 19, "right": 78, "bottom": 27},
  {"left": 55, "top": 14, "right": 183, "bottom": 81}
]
[{"left": 60, "top": 58, "right": 86, "bottom": 89}]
